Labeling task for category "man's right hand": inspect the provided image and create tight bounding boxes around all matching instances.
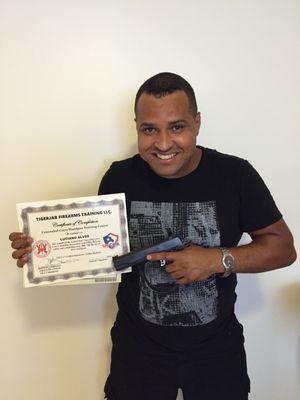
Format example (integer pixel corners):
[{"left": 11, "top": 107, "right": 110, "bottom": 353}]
[{"left": 9, "top": 232, "right": 33, "bottom": 268}]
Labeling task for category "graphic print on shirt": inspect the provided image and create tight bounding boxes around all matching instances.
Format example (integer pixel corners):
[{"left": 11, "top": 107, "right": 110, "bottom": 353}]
[{"left": 129, "top": 201, "right": 220, "bottom": 326}]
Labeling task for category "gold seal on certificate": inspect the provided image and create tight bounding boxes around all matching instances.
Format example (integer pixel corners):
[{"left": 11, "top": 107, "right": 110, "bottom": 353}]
[{"left": 16, "top": 194, "right": 130, "bottom": 287}]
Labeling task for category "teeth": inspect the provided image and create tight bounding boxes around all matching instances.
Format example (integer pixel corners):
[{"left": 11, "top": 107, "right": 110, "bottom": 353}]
[{"left": 156, "top": 153, "right": 176, "bottom": 160}]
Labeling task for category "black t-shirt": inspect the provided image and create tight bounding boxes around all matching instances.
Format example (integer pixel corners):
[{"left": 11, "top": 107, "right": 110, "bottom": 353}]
[{"left": 99, "top": 147, "right": 282, "bottom": 352}]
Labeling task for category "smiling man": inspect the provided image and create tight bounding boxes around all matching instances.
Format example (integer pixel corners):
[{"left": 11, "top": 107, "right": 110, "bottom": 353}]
[
  {"left": 136, "top": 90, "right": 201, "bottom": 179},
  {"left": 99, "top": 73, "right": 296, "bottom": 399},
  {"left": 10, "top": 72, "right": 296, "bottom": 400}
]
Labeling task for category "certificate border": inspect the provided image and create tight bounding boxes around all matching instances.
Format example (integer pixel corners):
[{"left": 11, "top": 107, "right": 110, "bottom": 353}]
[{"left": 20, "top": 198, "right": 129, "bottom": 285}]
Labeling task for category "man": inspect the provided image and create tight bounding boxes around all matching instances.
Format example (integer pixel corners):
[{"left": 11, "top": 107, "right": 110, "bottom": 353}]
[{"left": 10, "top": 72, "right": 296, "bottom": 400}]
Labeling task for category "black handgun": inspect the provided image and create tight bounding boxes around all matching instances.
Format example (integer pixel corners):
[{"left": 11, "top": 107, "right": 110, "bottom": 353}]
[{"left": 112, "top": 237, "right": 190, "bottom": 271}]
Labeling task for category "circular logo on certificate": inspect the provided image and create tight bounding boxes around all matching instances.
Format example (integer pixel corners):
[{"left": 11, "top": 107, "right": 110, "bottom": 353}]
[{"left": 33, "top": 240, "right": 51, "bottom": 258}]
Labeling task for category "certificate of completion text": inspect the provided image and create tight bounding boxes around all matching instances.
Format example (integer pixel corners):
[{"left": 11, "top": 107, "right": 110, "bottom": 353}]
[{"left": 16, "top": 194, "right": 130, "bottom": 287}]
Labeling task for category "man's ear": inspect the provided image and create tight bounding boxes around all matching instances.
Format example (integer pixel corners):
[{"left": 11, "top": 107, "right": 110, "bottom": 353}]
[
  {"left": 134, "top": 117, "right": 138, "bottom": 134},
  {"left": 195, "top": 112, "right": 201, "bottom": 134}
]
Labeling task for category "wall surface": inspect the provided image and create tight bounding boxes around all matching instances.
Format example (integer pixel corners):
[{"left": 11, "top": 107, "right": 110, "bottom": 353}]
[{"left": 1, "top": 1, "right": 299, "bottom": 399}]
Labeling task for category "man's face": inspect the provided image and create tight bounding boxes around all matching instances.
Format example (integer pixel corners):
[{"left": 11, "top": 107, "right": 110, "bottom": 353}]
[{"left": 135, "top": 91, "right": 201, "bottom": 179}]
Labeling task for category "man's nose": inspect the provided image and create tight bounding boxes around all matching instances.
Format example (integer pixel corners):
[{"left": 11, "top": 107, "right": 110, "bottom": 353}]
[{"left": 155, "top": 130, "right": 173, "bottom": 151}]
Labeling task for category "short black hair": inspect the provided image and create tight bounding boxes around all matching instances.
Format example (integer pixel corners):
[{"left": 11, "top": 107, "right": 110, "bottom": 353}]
[{"left": 134, "top": 72, "right": 198, "bottom": 117}]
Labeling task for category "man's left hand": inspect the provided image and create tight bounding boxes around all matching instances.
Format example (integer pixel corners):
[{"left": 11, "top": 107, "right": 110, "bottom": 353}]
[{"left": 147, "top": 246, "right": 223, "bottom": 285}]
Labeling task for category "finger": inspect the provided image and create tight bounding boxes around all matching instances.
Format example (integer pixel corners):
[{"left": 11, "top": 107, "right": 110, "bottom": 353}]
[
  {"left": 165, "top": 264, "right": 181, "bottom": 274},
  {"left": 169, "top": 270, "right": 185, "bottom": 279},
  {"left": 177, "top": 277, "right": 190, "bottom": 285},
  {"left": 147, "top": 251, "right": 176, "bottom": 262},
  {"left": 9, "top": 232, "right": 25, "bottom": 241},
  {"left": 16, "top": 255, "right": 28, "bottom": 268},
  {"left": 12, "top": 247, "right": 32, "bottom": 260},
  {"left": 11, "top": 237, "right": 33, "bottom": 250}
]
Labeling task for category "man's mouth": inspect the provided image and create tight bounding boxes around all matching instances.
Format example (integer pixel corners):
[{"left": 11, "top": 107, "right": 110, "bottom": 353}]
[{"left": 155, "top": 153, "right": 177, "bottom": 160}]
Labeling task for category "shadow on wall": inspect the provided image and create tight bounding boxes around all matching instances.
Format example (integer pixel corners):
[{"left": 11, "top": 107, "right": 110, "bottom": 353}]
[
  {"left": 117, "top": 97, "right": 137, "bottom": 152},
  {"left": 275, "top": 281, "right": 300, "bottom": 383},
  {"left": 235, "top": 273, "right": 263, "bottom": 317},
  {"left": 95, "top": 97, "right": 138, "bottom": 191},
  {"left": 235, "top": 233, "right": 264, "bottom": 317},
  {"left": 15, "top": 281, "right": 118, "bottom": 331},
  {"left": 277, "top": 280, "right": 300, "bottom": 317}
]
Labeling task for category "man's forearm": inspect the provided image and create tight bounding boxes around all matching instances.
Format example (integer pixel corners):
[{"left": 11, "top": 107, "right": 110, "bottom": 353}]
[
  {"left": 227, "top": 234, "right": 297, "bottom": 274},
  {"left": 222, "top": 219, "right": 297, "bottom": 274}
]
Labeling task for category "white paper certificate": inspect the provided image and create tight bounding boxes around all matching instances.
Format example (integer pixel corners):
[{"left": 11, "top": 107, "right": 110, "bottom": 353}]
[{"left": 16, "top": 194, "right": 130, "bottom": 287}]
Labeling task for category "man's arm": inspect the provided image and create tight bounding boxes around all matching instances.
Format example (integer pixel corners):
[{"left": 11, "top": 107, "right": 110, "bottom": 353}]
[
  {"left": 228, "top": 219, "right": 296, "bottom": 273},
  {"left": 147, "top": 218, "right": 297, "bottom": 285}
]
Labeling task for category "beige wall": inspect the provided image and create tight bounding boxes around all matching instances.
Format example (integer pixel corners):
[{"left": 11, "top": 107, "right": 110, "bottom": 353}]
[{"left": 1, "top": 1, "right": 299, "bottom": 399}]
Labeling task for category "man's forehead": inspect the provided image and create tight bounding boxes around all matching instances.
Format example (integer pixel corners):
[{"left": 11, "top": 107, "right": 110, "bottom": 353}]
[{"left": 135, "top": 91, "right": 191, "bottom": 120}]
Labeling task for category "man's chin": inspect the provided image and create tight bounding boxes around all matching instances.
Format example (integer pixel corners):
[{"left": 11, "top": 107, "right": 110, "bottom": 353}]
[{"left": 148, "top": 163, "right": 181, "bottom": 179}]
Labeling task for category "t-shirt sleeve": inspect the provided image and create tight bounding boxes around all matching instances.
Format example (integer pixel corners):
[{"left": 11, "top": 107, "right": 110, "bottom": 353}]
[{"left": 239, "top": 160, "right": 282, "bottom": 233}]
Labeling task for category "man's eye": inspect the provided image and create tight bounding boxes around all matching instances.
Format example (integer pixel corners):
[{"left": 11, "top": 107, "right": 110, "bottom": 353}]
[
  {"left": 143, "top": 127, "right": 156, "bottom": 134},
  {"left": 171, "top": 124, "right": 185, "bottom": 132}
]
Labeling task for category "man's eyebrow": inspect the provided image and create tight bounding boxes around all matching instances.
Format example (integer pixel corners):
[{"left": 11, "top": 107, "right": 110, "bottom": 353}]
[
  {"left": 139, "top": 122, "right": 156, "bottom": 127},
  {"left": 169, "top": 119, "right": 187, "bottom": 124},
  {"left": 139, "top": 119, "right": 187, "bottom": 127}
]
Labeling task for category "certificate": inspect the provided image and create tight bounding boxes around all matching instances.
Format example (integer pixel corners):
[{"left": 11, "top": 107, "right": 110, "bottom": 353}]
[{"left": 16, "top": 194, "right": 130, "bottom": 287}]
